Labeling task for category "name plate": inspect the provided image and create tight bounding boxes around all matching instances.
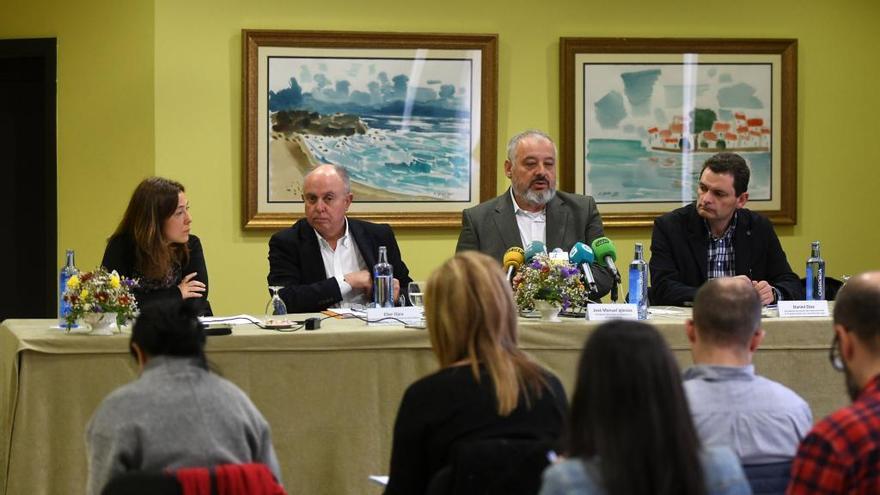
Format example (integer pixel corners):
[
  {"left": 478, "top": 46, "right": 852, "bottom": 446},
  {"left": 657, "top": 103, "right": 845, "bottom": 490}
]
[
  {"left": 366, "top": 306, "right": 424, "bottom": 326},
  {"left": 587, "top": 304, "right": 639, "bottom": 321},
  {"left": 777, "top": 300, "right": 830, "bottom": 318}
]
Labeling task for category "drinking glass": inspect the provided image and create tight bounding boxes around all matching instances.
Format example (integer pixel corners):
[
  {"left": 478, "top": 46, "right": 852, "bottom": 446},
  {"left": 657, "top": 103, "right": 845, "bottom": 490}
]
[
  {"left": 408, "top": 281, "right": 425, "bottom": 307},
  {"left": 265, "top": 286, "right": 288, "bottom": 316}
]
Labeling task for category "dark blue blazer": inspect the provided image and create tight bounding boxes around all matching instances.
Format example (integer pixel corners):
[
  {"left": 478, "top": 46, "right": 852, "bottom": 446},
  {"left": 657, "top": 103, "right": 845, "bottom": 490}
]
[{"left": 268, "top": 218, "right": 412, "bottom": 313}]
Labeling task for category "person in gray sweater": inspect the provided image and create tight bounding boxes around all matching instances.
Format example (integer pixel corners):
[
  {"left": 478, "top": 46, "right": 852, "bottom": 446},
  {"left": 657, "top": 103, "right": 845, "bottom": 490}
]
[{"left": 85, "top": 301, "right": 281, "bottom": 495}]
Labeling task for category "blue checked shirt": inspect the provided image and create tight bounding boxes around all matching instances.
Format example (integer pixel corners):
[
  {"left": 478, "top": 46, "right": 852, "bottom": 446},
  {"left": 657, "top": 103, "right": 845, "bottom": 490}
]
[{"left": 706, "top": 212, "right": 737, "bottom": 279}]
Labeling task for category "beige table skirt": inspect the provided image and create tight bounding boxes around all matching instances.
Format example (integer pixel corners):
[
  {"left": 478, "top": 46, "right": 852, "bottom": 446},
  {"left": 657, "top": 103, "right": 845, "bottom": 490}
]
[{"left": 0, "top": 311, "right": 845, "bottom": 495}]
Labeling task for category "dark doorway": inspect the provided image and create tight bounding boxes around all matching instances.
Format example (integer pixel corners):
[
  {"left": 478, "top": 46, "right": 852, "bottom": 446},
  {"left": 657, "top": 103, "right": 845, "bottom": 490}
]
[{"left": 0, "top": 39, "right": 56, "bottom": 320}]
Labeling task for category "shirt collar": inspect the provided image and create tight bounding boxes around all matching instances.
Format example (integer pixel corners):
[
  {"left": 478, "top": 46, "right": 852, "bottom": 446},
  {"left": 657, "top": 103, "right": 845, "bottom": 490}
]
[
  {"left": 705, "top": 210, "right": 738, "bottom": 241},
  {"left": 858, "top": 373, "right": 880, "bottom": 401},
  {"left": 315, "top": 218, "right": 351, "bottom": 249},
  {"left": 683, "top": 364, "right": 755, "bottom": 382},
  {"left": 143, "top": 355, "right": 204, "bottom": 373}
]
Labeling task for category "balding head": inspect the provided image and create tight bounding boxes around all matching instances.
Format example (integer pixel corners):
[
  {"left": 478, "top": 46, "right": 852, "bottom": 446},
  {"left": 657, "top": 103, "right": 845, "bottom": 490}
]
[
  {"left": 304, "top": 163, "right": 351, "bottom": 193},
  {"left": 302, "top": 163, "right": 353, "bottom": 242},
  {"left": 692, "top": 277, "right": 762, "bottom": 348},
  {"left": 834, "top": 271, "right": 880, "bottom": 352}
]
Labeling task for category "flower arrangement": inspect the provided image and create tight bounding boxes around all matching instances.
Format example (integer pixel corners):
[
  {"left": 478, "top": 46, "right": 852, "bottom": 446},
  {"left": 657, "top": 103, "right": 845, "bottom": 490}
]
[
  {"left": 513, "top": 254, "right": 588, "bottom": 312},
  {"left": 62, "top": 267, "right": 138, "bottom": 330}
]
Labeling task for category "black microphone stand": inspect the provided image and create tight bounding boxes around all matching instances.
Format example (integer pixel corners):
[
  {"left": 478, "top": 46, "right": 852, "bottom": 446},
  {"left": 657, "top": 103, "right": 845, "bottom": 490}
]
[{"left": 609, "top": 273, "right": 621, "bottom": 302}]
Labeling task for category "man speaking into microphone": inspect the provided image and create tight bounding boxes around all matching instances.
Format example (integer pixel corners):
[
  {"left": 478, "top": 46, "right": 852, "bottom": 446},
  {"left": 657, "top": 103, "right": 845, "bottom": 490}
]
[{"left": 455, "top": 129, "right": 613, "bottom": 298}]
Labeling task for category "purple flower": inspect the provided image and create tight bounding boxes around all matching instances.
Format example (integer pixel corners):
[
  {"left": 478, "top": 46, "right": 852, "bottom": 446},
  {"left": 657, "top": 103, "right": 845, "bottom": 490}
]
[
  {"left": 530, "top": 260, "right": 542, "bottom": 269},
  {"left": 561, "top": 266, "right": 578, "bottom": 278}
]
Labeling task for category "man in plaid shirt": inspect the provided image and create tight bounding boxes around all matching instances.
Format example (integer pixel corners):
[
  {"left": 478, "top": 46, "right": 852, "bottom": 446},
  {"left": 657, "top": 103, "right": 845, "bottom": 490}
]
[{"left": 788, "top": 271, "right": 880, "bottom": 494}]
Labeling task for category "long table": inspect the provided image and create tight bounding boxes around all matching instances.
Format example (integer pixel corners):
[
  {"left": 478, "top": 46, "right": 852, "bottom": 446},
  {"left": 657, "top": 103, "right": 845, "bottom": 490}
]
[{"left": 0, "top": 311, "right": 846, "bottom": 495}]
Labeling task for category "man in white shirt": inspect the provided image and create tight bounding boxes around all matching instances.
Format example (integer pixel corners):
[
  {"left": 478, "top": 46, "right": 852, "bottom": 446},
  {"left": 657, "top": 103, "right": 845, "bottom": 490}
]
[
  {"left": 455, "top": 129, "right": 612, "bottom": 297},
  {"left": 268, "top": 164, "right": 411, "bottom": 312},
  {"left": 683, "top": 277, "right": 812, "bottom": 464}
]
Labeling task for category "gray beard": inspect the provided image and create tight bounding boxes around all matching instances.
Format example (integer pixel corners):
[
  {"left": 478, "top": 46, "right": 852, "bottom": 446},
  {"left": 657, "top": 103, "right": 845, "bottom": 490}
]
[{"left": 520, "top": 187, "right": 556, "bottom": 206}]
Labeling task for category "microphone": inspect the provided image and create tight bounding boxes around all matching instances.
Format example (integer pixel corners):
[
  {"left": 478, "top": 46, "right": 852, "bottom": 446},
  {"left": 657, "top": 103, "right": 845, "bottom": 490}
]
[
  {"left": 591, "top": 237, "right": 621, "bottom": 283},
  {"left": 524, "top": 241, "right": 547, "bottom": 262},
  {"left": 502, "top": 247, "right": 525, "bottom": 282},
  {"left": 569, "top": 242, "right": 598, "bottom": 294}
]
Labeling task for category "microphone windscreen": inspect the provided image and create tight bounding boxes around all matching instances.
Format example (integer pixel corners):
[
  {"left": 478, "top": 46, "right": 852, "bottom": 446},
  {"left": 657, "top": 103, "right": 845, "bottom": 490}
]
[
  {"left": 502, "top": 247, "right": 525, "bottom": 270},
  {"left": 591, "top": 237, "right": 618, "bottom": 265},
  {"left": 569, "top": 242, "right": 596, "bottom": 265},
  {"left": 524, "top": 241, "right": 547, "bottom": 261}
]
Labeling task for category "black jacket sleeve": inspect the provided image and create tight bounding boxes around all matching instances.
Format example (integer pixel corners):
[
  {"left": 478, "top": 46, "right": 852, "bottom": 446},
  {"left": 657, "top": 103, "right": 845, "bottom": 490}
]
[
  {"left": 648, "top": 216, "right": 699, "bottom": 306},
  {"left": 181, "top": 236, "right": 212, "bottom": 316},
  {"left": 754, "top": 216, "right": 804, "bottom": 301},
  {"left": 267, "top": 229, "right": 343, "bottom": 313}
]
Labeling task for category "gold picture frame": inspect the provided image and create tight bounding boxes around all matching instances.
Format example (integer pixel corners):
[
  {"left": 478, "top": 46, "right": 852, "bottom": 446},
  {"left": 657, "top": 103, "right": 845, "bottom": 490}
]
[
  {"left": 243, "top": 30, "right": 498, "bottom": 229},
  {"left": 560, "top": 37, "right": 797, "bottom": 227}
]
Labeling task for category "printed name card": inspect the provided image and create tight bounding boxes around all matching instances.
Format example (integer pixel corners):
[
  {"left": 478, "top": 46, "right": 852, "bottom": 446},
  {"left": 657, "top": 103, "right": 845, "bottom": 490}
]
[
  {"left": 587, "top": 304, "right": 639, "bottom": 321},
  {"left": 366, "top": 306, "right": 424, "bottom": 326},
  {"left": 777, "top": 300, "right": 830, "bottom": 318}
]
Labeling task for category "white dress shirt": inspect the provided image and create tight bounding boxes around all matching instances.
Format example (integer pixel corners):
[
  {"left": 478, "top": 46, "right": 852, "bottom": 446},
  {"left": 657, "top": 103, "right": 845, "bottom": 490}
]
[
  {"left": 510, "top": 188, "right": 546, "bottom": 248},
  {"left": 315, "top": 219, "right": 369, "bottom": 307}
]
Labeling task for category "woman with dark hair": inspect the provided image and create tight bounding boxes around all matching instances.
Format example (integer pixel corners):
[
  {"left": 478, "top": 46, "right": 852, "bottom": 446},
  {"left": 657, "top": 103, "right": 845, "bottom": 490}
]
[
  {"left": 384, "top": 251, "right": 568, "bottom": 494},
  {"left": 85, "top": 301, "right": 281, "bottom": 495},
  {"left": 102, "top": 177, "right": 212, "bottom": 315},
  {"left": 539, "top": 321, "right": 750, "bottom": 495}
]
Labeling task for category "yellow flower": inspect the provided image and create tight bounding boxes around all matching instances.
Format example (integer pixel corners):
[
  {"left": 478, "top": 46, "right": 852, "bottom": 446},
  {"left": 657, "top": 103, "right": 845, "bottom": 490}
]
[
  {"left": 66, "top": 275, "right": 80, "bottom": 289},
  {"left": 80, "top": 289, "right": 89, "bottom": 300},
  {"left": 109, "top": 274, "right": 121, "bottom": 289}
]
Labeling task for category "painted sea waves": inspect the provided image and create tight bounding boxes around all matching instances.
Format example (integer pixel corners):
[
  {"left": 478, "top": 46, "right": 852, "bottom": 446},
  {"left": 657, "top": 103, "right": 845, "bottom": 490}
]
[
  {"left": 266, "top": 56, "right": 475, "bottom": 203},
  {"left": 583, "top": 63, "right": 773, "bottom": 203},
  {"left": 298, "top": 114, "right": 472, "bottom": 202}
]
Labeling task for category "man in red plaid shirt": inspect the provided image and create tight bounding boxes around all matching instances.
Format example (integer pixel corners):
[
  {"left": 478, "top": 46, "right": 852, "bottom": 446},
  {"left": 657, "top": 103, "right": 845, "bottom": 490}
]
[{"left": 787, "top": 271, "right": 880, "bottom": 494}]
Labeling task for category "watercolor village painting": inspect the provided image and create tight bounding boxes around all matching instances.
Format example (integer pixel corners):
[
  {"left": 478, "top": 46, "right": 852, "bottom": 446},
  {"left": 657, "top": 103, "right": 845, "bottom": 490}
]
[
  {"left": 266, "top": 56, "right": 476, "bottom": 204},
  {"left": 583, "top": 63, "right": 773, "bottom": 204}
]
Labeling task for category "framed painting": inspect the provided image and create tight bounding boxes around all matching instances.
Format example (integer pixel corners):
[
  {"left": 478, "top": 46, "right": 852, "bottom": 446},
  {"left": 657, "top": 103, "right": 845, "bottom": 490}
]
[
  {"left": 560, "top": 38, "right": 797, "bottom": 227},
  {"left": 243, "top": 30, "right": 498, "bottom": 229}
]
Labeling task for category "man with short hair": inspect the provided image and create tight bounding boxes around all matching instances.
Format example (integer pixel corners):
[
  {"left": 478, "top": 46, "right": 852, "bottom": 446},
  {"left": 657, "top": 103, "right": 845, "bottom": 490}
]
[
  {"left": 683, "top": 277, "right": 812, "bottom": 464},
  {"left": 455, "top": 129, "right": 613, "bottom": 297},
  {"left": 650, "top": 152, "right": 802, "bottom": 306},
  {"left": 788, "top": 271, "right": 880, "bottom": 494},
  {"left": 268, "top": 164, "right": 411, "bottom": 312}
]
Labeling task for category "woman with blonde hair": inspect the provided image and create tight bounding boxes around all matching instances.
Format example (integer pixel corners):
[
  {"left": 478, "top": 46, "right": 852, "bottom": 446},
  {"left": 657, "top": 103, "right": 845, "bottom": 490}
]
[
  {"left": 102, "top": 177, "right": 212, "bottom": 315},
  {"left": 384, "top": 251, "right": 567, "bottom": 494}
]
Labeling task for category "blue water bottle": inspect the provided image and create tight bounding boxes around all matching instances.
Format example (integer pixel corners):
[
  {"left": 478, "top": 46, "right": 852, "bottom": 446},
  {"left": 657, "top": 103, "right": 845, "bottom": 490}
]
[
  {"left": 628, "top": 243, "right": 649, "bottom": 320},
  {"left": 373, "top": 246, "right": 394, "bottom": 308},
  {"left": 59, "top": 249, "right": 78, "bottom": 327}
]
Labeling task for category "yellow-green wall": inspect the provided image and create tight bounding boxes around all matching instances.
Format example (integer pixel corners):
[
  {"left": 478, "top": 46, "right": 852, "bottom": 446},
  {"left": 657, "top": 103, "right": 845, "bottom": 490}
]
[{"left": 4, "top": 0, "right": 879, "bottom": 314}]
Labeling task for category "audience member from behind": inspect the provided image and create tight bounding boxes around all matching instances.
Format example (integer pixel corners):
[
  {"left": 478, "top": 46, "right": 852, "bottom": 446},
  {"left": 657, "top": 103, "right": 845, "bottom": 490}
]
[
  {"left": 788, "top": 271, "right": 880, "bottom": 494},
  {"left": 540, "top": 320, "right": 751, "bottom": 495},
  {"left": 384, "top": 251, "right": 567, "bottom": 494},
  {"left": 102, "top": 177, "right": 212, "bottom": 316},
  {"left": 85, "top": 301, "right": 281, "bottom": 495},
  {"left": 684, "top": 277, "right": 812, "bottom": 464}
]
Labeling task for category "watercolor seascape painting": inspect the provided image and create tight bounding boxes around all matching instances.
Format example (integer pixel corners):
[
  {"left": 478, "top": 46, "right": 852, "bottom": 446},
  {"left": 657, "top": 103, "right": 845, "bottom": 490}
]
[{"left": 267, "top": 56, "right": 475, "bottom": 204}]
